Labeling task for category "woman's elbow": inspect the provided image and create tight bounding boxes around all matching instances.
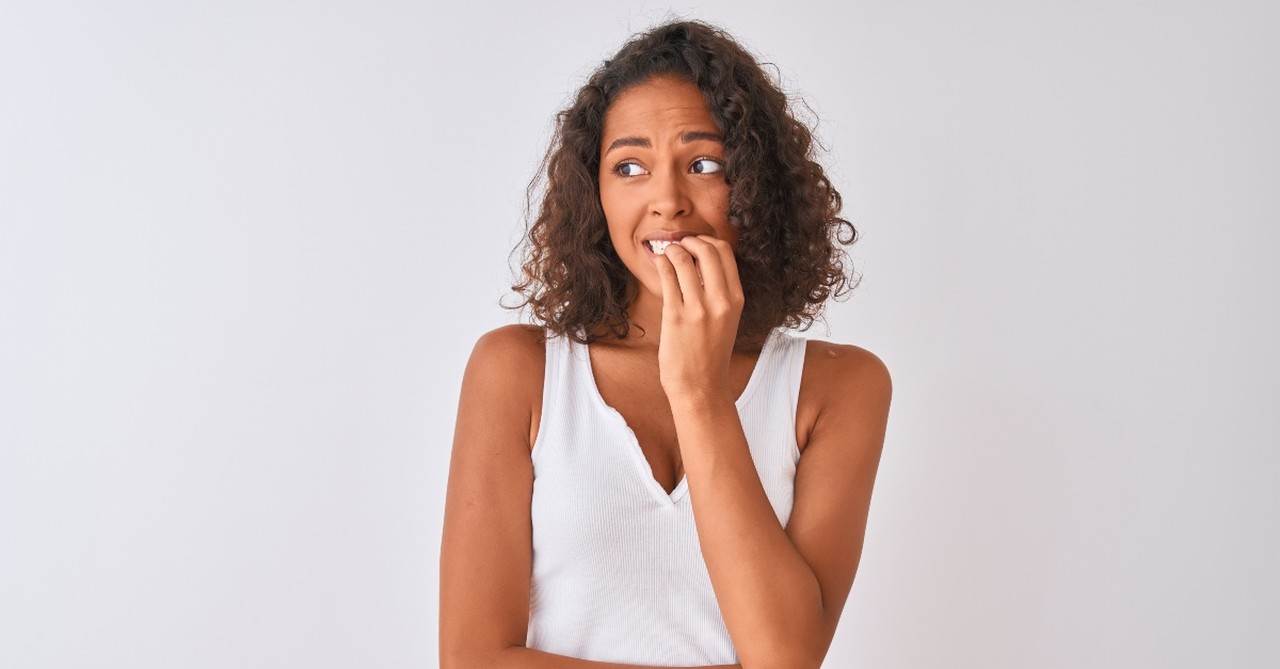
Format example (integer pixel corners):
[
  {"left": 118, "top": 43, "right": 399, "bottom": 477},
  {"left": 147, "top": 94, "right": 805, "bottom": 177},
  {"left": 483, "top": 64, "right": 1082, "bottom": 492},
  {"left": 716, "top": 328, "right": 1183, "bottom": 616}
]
[
  {"left": 440, "top": 643, "right": 510, "bottom": 669},
  {"left": 740, "top": 630, "right": 827, "bottom": 669}
]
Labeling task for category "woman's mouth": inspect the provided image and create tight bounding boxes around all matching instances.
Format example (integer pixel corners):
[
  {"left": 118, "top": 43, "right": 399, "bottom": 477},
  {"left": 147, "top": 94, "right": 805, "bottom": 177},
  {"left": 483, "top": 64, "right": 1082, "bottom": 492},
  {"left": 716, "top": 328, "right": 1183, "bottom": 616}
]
[{"left": 645, "top": 239, "right": 677, "bottom": 255}]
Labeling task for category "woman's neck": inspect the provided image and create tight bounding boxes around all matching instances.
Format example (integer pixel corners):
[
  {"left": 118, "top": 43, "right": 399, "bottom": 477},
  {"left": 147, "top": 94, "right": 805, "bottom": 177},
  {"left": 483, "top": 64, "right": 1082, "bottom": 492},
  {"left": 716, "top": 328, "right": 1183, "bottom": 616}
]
[{"left": 615, "top": 289, "right": 664, "bottom": 351}]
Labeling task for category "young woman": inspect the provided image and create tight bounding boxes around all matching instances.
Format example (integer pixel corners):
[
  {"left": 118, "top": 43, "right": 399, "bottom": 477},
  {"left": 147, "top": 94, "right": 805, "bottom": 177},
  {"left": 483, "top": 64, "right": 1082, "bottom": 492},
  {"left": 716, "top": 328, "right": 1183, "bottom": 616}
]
[{"left": 440, "top": 20, "right": 891, "bottom": 669}]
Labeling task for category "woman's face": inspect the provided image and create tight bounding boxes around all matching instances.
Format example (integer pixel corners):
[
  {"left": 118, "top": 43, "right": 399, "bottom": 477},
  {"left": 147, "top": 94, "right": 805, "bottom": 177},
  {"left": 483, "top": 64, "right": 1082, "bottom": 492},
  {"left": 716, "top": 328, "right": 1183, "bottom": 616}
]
[{"left": 598, "top": 75, "right": 736, "bottom": 302}]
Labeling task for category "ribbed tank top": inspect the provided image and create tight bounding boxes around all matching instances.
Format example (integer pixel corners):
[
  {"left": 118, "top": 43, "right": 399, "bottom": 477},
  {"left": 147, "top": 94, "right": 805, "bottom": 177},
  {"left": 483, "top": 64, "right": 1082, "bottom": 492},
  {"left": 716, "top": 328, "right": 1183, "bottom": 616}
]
[{"left": 526, "top": 328, "right": 807, "bottom": 666}]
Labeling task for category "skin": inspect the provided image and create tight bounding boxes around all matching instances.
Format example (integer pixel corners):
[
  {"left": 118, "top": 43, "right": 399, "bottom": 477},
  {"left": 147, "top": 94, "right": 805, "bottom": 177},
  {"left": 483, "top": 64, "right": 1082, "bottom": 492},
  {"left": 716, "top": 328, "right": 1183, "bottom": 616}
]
[{"left": 439, "top": 75, "right": 892, "bottom": 669}]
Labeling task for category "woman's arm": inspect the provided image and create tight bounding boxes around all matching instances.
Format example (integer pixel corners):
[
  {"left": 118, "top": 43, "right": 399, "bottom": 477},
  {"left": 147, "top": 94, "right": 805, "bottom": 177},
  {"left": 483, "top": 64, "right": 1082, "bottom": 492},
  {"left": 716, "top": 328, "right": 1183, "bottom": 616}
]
[
  {"left": 671, "top": 346, "right": 890, "bottom": 669},
  {"left": 439, "top": 325, "right": 743, "bottom": 669},
  {"left": 652, "top": 237, "right": 892, "bottom": 669},
  {"left": 439, "top": 325, "right": 541, "bottom": 668}
]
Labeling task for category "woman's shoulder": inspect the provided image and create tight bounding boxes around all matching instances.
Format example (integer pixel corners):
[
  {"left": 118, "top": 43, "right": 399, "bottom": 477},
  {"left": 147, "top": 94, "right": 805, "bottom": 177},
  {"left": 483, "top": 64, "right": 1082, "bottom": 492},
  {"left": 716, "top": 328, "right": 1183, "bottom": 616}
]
[
  {"left": 798, "top": 338, "right": 890, "bottom": 387},
  {"left": 794, "top": 337, "right": 892, "bottom": 450},
  {"left": 463, "top": 325, "right": 548, "bottom": 451},
  {"left": 471, "top": 323, "right": 547, "bottom": 359},
  {"left": 463, "top": 324, "right": 547, "bottom": 400},
  {"left": 798, "top": 337, "right": 891, "bottom": 398}
]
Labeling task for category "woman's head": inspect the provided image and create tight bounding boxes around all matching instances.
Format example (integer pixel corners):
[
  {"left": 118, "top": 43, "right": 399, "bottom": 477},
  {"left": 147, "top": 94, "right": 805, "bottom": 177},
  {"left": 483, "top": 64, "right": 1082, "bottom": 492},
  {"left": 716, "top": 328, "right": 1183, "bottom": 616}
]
[
  {"left": 510, "top": 20, "right": 858, "bottom": 347},
  {"left": 597, "top": 74, "right": 736, "bottom": 314}
]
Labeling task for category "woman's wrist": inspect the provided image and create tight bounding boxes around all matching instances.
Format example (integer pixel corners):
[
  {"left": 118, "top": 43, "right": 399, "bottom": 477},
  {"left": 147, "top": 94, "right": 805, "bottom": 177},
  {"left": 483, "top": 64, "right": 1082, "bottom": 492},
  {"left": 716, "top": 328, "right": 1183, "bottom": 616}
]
[{"left": 665, "top": 386, "right": 737, "bottom": 415}]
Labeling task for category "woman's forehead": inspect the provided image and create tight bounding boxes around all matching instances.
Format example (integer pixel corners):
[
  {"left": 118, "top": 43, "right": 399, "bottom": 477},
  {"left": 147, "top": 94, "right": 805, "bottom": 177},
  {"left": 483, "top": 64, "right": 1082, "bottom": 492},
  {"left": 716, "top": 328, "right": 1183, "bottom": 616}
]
[{"left": 601, "top": 77, "right": 717, "bottom": 145}]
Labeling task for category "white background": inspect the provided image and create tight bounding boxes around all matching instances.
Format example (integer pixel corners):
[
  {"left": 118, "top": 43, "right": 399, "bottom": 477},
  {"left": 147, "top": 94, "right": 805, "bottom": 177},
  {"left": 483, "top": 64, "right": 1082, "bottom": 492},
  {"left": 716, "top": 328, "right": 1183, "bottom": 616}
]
[{"left": 2, "top": 1, "right": 1277, "bottom": 667}]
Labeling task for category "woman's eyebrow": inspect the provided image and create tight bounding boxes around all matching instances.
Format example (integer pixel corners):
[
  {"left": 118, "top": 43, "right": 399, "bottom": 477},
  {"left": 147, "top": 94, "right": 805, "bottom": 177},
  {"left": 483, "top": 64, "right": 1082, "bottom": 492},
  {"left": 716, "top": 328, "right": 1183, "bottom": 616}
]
[
  {"left": 604, "top": 136, "right": 650, "bottom": 154},
  {"left": 603, "top": 131, "right": 724, "bottom": 156},
  {"left": 680, "top": 130, "right": 723, "bottom": 144}
]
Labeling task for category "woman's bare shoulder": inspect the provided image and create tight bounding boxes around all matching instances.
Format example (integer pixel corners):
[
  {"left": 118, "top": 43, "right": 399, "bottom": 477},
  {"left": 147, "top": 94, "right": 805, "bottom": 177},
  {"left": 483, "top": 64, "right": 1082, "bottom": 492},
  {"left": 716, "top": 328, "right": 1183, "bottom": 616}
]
[
  {"left": 796, "top": 338, "right": 892, "bottom": 451},
  {"left": 462, "top": 325, "right": 547, "bottom": 449},
  {"left": 470, "top": 324, "right": 546, "bottom": 362},
  {"left": 465, "top": 324, "right": 546, "bottom": 392},
  {"left": 801, "top": 339, "right": 891, "bottom": 389}
]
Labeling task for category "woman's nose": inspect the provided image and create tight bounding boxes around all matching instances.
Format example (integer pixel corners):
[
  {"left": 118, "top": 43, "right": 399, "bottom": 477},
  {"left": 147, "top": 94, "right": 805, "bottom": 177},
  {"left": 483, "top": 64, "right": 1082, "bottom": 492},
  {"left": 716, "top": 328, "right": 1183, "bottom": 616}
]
[{"left": 648, "top": 167, "right": 691, "bottom": 219}]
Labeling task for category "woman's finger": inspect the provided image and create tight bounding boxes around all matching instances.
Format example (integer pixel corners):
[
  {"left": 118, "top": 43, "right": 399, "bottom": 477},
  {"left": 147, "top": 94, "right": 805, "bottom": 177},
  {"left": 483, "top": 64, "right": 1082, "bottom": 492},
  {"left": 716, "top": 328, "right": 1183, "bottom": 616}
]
[
  {"left": 700, "top": 235, "right": 743, "bottom": 304},
  {"left": 662, "top": 243, "right": 705, "bottom": 306},
  {"left": 678, "top": 236, "right": 729, "bottom": 301},
  {"left": 651, "top": 251, "right": 684, "bottom": 310}
]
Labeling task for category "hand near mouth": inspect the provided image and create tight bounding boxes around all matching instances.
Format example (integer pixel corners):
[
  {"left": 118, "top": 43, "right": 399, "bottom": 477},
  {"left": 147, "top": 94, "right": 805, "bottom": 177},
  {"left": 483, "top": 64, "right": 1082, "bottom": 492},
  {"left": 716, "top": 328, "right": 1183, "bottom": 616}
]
[{"left": 649, "top": 235, "right": 745, "bottom": 404}]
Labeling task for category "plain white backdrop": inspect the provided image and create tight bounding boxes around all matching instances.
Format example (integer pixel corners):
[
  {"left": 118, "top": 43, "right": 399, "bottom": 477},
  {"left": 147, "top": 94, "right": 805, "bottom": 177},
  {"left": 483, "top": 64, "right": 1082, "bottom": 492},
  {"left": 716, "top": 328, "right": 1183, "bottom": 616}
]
[{"left": 2, "top": 1, "right": 1277, "bottom": 667}]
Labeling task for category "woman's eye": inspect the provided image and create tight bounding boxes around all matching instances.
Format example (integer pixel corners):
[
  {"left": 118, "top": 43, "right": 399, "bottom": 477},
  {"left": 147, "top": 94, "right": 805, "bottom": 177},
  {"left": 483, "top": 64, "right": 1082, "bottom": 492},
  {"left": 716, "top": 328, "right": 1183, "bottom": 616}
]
[
  {"left": 691, "top": 158, "right": 724, "bottom": 174},
  {"left": 615, "top": 162, "right": 648, "bottom": 177}
]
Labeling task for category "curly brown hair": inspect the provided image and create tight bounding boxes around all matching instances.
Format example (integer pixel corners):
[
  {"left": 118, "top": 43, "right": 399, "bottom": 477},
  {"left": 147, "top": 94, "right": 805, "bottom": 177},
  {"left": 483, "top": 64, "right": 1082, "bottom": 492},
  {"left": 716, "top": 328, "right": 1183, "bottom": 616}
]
[{"left": 508, "top": 19, "right": 858, "bottom": 350}]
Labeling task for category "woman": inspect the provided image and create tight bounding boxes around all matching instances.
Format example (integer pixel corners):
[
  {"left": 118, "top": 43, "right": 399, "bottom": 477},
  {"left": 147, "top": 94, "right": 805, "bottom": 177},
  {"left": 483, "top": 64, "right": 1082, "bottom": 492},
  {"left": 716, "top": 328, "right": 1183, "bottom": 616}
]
[{"left": 440, "top": 20, "right": 891, "bottom": 669}]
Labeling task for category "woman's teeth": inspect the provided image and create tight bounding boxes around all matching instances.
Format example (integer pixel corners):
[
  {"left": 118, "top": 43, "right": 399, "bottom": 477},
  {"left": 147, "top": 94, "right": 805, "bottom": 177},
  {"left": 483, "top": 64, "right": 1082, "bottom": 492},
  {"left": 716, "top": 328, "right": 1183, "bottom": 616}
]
[{"left": 647, "top": 240, "right": 676, "bottom": 254}]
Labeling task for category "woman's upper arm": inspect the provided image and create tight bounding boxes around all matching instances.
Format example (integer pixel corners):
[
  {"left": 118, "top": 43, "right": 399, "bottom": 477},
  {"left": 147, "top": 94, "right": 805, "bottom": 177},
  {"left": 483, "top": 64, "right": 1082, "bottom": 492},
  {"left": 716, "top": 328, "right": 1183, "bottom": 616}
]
[
  {"left": 440, "top": 324, "right": 545, "bottom": 668},
  {"left": 787, "top": 343, "right": 892, "bottom": 647}
]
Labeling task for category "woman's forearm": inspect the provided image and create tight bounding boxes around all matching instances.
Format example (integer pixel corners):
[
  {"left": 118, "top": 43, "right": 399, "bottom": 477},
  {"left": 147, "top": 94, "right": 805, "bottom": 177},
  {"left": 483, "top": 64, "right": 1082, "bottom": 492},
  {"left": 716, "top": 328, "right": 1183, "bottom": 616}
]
[{"left": 671, "top": 392, "right": 826, "bottom": 669}]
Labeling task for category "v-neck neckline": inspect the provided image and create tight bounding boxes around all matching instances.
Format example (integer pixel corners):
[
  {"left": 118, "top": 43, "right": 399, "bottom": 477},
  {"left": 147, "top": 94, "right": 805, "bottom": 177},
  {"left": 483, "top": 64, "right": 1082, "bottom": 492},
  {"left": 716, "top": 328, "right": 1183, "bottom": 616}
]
[{"left": 579, "top": 331, "right": 776, "bottom": 506}]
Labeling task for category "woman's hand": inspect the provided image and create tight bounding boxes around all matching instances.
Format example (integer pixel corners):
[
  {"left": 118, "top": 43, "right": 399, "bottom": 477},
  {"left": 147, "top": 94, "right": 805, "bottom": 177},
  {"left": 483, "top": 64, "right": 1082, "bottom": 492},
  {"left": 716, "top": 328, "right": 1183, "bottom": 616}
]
[{"left": 649, "top": 234, "right": 745, "bottom": 403}]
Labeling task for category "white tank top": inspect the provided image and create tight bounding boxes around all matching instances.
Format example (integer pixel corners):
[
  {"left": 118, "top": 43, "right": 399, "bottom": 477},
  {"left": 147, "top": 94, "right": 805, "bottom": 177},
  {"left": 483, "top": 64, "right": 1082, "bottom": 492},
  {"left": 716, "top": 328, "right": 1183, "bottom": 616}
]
[{"left": 526, "top": 328, "right": 807, "bottom": 666}]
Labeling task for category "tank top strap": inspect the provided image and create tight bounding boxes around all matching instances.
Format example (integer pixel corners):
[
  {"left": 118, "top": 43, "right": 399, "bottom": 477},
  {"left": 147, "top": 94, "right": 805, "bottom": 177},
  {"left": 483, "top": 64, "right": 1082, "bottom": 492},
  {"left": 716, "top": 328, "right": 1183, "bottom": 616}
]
[
  {"left": 530, "top": 331, "right": 572, "bottom": 460},
  {"left": 743, "top": 330, "right": 806, "bottom": 407},
  {"left": 734, "top": 329, "right": 807, "bottom": 465},
  {"left": 779, "top": 331, "right": 808, "bottom": 430}
]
